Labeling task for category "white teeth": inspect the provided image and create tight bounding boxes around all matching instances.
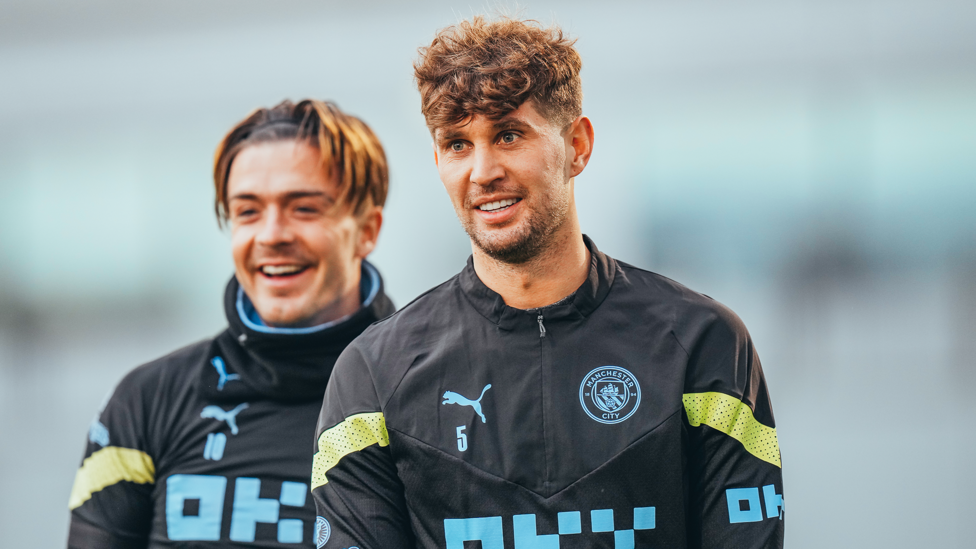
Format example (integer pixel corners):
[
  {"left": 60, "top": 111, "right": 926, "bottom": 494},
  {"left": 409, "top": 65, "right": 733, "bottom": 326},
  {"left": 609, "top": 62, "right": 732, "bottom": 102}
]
[
  {"left": 261, "top": 265, "right": 304, "bottom": 275},
  {"left": 478, "top": 198, "right": 519, "bottom": 211}
]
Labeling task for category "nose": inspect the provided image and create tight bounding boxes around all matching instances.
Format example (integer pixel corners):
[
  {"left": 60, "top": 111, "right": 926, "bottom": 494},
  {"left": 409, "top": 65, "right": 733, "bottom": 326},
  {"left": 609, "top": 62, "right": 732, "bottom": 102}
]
[
  {"left": 469, "top": 146, "right": 504, "bottom": 187},
  {"left": 255, "top": 206, "right": 294, "bottom": 247}
]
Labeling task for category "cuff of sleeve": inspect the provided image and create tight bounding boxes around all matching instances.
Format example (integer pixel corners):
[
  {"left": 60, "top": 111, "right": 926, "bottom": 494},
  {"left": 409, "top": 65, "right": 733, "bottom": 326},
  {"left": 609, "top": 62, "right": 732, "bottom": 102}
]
[{"left": 68, "top": 517, "right": 148, "bottom": 549}]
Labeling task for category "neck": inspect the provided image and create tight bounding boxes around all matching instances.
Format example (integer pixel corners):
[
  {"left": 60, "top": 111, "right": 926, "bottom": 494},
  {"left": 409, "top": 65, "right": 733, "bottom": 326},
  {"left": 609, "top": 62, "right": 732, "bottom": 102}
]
[{"left": 472, "top": 215, "right": 589, "bottom": 310}]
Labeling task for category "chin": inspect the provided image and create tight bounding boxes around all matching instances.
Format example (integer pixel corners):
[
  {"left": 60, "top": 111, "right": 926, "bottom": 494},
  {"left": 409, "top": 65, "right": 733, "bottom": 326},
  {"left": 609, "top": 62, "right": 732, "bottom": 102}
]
[
  {"left": 470, "top": 217, "right": 559, "bottom": 264},
  {"left": 254, "top": 300, "right": 312, "bottom": 327},
  {"left": 475, "top": 236, "right": 538, "bottom": 264}
]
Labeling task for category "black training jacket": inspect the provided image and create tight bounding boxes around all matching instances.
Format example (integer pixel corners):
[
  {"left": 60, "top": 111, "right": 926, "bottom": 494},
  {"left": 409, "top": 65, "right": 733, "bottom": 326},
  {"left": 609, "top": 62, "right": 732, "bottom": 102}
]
[
  {"left": 311, "top": 237, "right": 783, "bottom": 549},
  {"left": 68, "top": 263, "right": 394, "bottom": 548}
]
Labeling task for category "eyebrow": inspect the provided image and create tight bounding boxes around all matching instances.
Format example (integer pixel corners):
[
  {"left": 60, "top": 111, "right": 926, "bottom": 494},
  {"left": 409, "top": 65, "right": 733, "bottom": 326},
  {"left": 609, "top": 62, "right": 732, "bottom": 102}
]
[
  {"left": 436, "top": 116, "right": 534, "bottom": 143},
  {"left": 437, "top": 129, "right": 465, "bottom": 143},
  {"left": 492, "top": 117, "right": 532, "bottom": 131}
]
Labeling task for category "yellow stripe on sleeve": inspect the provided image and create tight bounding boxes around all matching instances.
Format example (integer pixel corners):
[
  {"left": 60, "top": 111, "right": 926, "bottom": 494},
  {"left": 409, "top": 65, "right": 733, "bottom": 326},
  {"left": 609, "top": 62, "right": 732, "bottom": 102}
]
[
  {"left": 68, "top": 446, "right": 155, "bottom": 510},
  {"left": 311, "top": 412, "right": 389, "bottom": 489},
  {"left": 683, "top": 392, "right": 781, "bottom": 468}
]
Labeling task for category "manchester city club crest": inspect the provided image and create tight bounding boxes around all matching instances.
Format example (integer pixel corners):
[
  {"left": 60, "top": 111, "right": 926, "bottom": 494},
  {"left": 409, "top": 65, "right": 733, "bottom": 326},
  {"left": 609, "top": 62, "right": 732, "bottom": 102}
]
[
  {"left": 315, "top": 516, "right": 331, "bottom": 548},
  {"left": 579, "top": 366, "right": 642, "bottom": 424}
]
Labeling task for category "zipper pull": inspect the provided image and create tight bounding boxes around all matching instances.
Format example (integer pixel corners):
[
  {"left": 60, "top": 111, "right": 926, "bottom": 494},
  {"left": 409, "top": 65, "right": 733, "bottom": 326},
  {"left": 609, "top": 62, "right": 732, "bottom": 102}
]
[{"left": 537, "top": 315, "right": 546, "bottom": 338}]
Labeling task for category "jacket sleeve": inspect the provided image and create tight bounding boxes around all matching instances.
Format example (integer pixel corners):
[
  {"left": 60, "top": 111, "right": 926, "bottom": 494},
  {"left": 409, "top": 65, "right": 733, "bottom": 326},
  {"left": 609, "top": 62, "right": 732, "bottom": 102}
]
[
  {"left": 680, "top": 304, "right": 784, "bottom": 549},
  {"left": 311, "top": 343, "right": 414, "bottom": 549},
  {"left": 67, "top": 370, "right": 156, "bottom": 549}
]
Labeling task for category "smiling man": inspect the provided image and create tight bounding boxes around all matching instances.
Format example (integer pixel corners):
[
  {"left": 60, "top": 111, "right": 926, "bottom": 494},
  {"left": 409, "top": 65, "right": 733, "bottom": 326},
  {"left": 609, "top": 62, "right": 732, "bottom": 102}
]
[
  {"left": 67, "top": 100, "right": 395, "bottom": 548},
  {"left": 310, "top": 17, "right": 784, "bottom": 549}
]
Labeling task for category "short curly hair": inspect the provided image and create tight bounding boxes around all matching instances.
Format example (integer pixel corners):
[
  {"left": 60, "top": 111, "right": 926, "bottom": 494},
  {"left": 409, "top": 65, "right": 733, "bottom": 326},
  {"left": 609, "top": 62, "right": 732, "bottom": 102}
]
[
  {"left": 414, "top": 16, "right": 582, "bottom": 131},
  {"left": 213, "top": 99, "right": 388, "bottom": 226}
]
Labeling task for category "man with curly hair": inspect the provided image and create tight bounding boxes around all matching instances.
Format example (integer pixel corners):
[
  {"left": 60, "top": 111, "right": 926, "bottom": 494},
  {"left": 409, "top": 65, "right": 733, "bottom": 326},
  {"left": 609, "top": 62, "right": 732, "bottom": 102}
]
[{"left": 311, "top": 17, "right": 784, "bottom": 549}]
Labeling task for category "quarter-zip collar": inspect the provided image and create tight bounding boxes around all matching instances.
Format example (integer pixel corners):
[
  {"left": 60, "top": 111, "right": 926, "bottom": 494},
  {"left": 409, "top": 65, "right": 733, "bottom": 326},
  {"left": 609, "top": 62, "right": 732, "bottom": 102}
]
[
  {"left": 209, "top": 260, "right": 395, "bottom": 402},
  {"left": 458, "top": 235, "right": 616, "bottom": 331}
]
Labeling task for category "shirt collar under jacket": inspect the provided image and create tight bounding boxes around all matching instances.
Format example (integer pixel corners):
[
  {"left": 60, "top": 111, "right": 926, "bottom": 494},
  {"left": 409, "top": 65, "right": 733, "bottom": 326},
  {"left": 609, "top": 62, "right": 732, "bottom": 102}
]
[
  {"left": 215, "top": 260, "right": 395, "bottom": 401},
  {"left": 458, "top": 234, "right": 616, "bottom": 331}
]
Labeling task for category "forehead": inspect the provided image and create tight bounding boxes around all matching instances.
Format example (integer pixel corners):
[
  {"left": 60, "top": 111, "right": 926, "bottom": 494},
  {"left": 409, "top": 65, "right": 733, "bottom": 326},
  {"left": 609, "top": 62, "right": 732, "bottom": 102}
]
[
  {"left": 227, "top": 140, "right": 336, "bottom": 196},
  {"left": 433, "top": 101, "right": 551, "bottom": 141}
]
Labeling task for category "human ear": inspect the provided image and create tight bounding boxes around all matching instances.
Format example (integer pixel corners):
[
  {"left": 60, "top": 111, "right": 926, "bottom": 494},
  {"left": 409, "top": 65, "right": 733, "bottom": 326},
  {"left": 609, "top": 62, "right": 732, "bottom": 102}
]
[
  {"left": 355, "top": 206, "right": 384, "bottom": 259},
  {"left": 432, "top": 142, "right": 439, "bottom": 166},
  {"left": 568, "top": 116, "right": 594, "bottom": 178}
]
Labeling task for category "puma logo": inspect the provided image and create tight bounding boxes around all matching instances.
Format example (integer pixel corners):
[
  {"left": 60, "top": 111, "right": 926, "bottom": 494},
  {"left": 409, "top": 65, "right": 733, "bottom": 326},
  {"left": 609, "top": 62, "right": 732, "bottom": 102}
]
[
  {"left": 200, "top": 403, "right": 249, "bottom": 435},
  {"left": 442, "top": 384, "right": 492, "bottom": 423},
  {"left": 210, "top": 356, "right": 240, "bottom": 391},
  {"left": 88, "top": 419, "right": 109, "bottom": 447}
]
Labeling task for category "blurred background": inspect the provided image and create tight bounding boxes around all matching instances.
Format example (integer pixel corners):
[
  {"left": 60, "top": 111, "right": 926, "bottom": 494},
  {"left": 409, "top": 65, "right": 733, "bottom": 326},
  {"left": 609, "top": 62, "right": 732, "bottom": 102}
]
[{"left": 1, "top": 0, "right": 974, "bottom": 546}]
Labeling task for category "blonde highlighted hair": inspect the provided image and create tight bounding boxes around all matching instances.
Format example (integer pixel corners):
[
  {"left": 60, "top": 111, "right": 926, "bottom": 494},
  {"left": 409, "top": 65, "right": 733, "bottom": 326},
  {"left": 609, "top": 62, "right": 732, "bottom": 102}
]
[{"left": 213, "top": 99, "right": 388, "bottom": 225}]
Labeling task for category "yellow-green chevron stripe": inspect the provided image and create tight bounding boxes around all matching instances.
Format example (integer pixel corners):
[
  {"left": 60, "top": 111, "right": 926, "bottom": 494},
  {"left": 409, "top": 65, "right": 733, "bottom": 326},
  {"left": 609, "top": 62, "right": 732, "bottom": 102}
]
[
  {"left": 683, "top": 392, "right": 781, "bottom": 468},
  {"left": 69, "top": 446, "right": 155, "bottom": 510},
  {"left": 312, "top": 412, "right": 389, "bottom": 489}
]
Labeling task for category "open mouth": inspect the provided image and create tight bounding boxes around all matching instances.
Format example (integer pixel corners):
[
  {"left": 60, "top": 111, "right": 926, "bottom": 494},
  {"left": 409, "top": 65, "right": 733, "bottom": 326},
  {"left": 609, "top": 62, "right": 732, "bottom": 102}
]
[
  {"left": 258, "top": 264, "right": 309, "bottom": 278},
  {"left": 477, "top": 198, "right": 521, "bottom": 213}
]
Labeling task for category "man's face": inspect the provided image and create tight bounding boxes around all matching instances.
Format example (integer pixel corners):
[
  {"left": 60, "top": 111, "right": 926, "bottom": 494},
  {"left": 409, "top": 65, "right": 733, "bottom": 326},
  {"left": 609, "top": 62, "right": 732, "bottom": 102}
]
[
  {"left": 433, "top": 101, "right": 588, "bottom": 264},
  {"left": 227, "top": 140, "right": 380, "bottom": 327}
]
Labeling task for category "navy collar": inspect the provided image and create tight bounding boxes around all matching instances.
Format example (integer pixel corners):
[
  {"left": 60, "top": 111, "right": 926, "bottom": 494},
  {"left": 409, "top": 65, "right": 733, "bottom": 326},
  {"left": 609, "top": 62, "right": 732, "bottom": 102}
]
[{"left": 214, "top": 259, "right": 395, "bottom": 401}]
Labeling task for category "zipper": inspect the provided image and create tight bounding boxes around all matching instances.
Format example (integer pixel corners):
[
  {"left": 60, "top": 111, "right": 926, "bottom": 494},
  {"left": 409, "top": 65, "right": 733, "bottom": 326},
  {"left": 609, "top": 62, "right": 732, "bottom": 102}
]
[{"left": 536, "top": 311, "right": 552, "bottom": 495}]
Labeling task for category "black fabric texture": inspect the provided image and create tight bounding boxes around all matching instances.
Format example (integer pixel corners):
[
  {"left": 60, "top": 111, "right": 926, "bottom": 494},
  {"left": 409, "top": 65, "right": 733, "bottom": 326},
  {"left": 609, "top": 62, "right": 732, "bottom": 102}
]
[
  {"left": 215, "top": 268, "right": 396, "bottom": 402},
  {"left": 68, "top": 262, "right": 394, "bottom": 549},
  {"left": 313, "top": 238, "right": 784, "bottom": 549},
  {"left": 69, "top": 515, "right": 149, "bottom": 549}
]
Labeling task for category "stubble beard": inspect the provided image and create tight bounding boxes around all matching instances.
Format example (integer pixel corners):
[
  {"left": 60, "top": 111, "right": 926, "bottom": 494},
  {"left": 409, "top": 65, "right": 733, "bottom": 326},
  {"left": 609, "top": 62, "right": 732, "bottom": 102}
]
[{"left": 461, "top": 187, "right": 571, "bottom": 265}]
